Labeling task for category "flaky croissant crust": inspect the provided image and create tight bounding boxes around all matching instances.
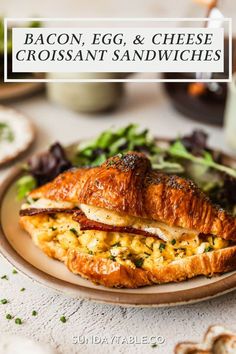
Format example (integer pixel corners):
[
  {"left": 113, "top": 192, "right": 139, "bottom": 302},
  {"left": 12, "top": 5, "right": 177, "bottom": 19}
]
[{"left": 30, "top": 152, "right": 236, "bottom": 240}]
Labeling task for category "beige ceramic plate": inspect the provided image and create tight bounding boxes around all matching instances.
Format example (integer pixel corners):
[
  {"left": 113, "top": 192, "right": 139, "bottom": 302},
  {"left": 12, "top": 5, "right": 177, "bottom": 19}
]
[{"left": 1, "top": 149, "right": 236, "bottom": 307}]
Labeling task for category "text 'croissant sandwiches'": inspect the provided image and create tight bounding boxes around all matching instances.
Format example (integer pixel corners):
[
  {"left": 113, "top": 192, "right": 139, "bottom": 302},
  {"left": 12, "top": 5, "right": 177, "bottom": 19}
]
[{"left": 19, "top": 152, "right": 236, "bottom": 288}]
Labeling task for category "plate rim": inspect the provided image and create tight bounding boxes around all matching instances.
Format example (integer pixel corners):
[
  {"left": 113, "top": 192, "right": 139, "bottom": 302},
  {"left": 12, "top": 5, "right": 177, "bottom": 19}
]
[{"left": 1, "top": 152, "right": 236, "bottom": 307}]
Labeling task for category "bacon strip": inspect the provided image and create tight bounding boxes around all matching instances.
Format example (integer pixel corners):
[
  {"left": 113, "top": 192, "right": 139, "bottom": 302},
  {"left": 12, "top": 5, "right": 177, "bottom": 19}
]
[
  {"left": 73, "top": 212, "right": 160, "bottom": 239},
  {"left": 19, "top": 208, "right": 79, "bottom": 217},
  {"left": 20, "top": 207, "right": 160, "bottom": 238}
]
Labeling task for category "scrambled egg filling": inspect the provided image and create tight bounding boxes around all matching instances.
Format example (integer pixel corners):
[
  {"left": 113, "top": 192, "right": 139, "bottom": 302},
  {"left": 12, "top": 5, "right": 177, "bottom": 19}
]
[
  {"left": 23, "top": 199, "right": 199, "bottom": 242},
  {"left": 27, "top": 213, "right": 230, "bottom": 270}
]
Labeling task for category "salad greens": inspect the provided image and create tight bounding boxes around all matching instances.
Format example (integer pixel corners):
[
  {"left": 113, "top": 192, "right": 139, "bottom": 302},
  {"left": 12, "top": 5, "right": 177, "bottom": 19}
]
[
  {"left": 16, "top": 175, "right": 37, "bottom": 201},
  {"left": 15, "top": 124, "right": 236, "bottom": 215},
  {"left": 168, "top": 140, "right": 236, "bottom": 179},
  {"left": 72, "top": 124, "right": 159, "bottom": 167}
]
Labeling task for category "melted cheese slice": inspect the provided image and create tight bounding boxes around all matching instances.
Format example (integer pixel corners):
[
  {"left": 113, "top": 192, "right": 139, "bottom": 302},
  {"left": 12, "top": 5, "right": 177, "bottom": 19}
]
[
  {"left": 79, "top": 204, "right": 198, "bottom": 242},
  {"left": 22, "top": 198, "right": 74, "bottom": 210},
  {"left": 22, "top": 198, "right": 198, "bottom": 242}
]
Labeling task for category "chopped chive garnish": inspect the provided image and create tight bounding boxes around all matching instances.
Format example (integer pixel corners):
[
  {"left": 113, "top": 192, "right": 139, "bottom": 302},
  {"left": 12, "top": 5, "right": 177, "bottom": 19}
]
[
  {"left": 32, "top": 310, "right": 38, "bottom": 316},
  {"left": 159, "top": 243, "right": 166, "bottom": 252},
  {"left": 109, "top": 255, "right": 116, "bottom": 261},
  {"left": 205, "top": 246, "right": 213, "bottom": 253},
  {"left": 1, "top": 299, "right": 8, "bottom": 304},
  {"left": 171, "top": 239, "right": 176, "bottom": 245},
  {"left": 88, "top": 250, "right": 94, "bottom": 255},
  {"left": 12, "top": 269, "right": 18, "bottom": 274},
  {"left": 112, "top": 242, "right": 121, "bottom": 247},
  {"left": 60, "top": 316, "right": 66, "bottom": 323},
  {"left": 15, "top": 318, "right": 22, "bottom": 325},
  {"left": 134, "top": 258, "right": 144, "bottom": 268},
  {"left": 0, "top": 122, "right": 14, "bottom": 143},
  {"left": 49, "top": 226, "right": 57, "bottom": 231},
  {"left": 1, "top": 275, "right": 8, "bottom": 280},
  {"left": 69, "top": 228, "right": 78, "bottom": 236},
  {"left": 6, "top": 314, "right": 13, "bottom": 320},
  {"left": 20, "top": 288, "right": 25, "bottom": 292}
]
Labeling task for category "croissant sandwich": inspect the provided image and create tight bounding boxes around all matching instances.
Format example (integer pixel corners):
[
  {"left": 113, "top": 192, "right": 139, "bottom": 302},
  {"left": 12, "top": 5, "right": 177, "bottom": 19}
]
[{"left": 19, "top": 152, "right": 236, "bottom": 288}]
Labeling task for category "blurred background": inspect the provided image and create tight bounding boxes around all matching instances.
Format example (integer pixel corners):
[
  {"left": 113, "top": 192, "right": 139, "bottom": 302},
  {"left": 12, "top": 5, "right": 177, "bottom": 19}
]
[
  {"left": 0, "top": 0, "right": 236, "bottom": 163},
  {"left": 0, "top": 0, "right": 234, "bottom": 19}
]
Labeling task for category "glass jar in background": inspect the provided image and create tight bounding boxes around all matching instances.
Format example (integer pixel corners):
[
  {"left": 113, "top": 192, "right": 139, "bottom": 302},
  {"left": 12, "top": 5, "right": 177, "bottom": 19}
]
[{"left": 46, "top": 73, "right": 126, "bottom": 114}]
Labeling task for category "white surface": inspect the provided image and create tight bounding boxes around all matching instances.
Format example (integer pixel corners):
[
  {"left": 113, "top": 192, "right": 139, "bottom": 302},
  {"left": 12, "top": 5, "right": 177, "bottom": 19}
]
[
  {"left": 0, "top": 82, "right": 236, "bottom": 354},
  {"left": 0, "top": 334, "right": 57, "bottom": 354}
]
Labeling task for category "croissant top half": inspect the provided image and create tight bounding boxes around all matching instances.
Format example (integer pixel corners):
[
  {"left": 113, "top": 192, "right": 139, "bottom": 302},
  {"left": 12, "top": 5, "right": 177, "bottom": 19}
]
[{"left": 29, "top": 152, "right": 236, "bottom": 240}]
